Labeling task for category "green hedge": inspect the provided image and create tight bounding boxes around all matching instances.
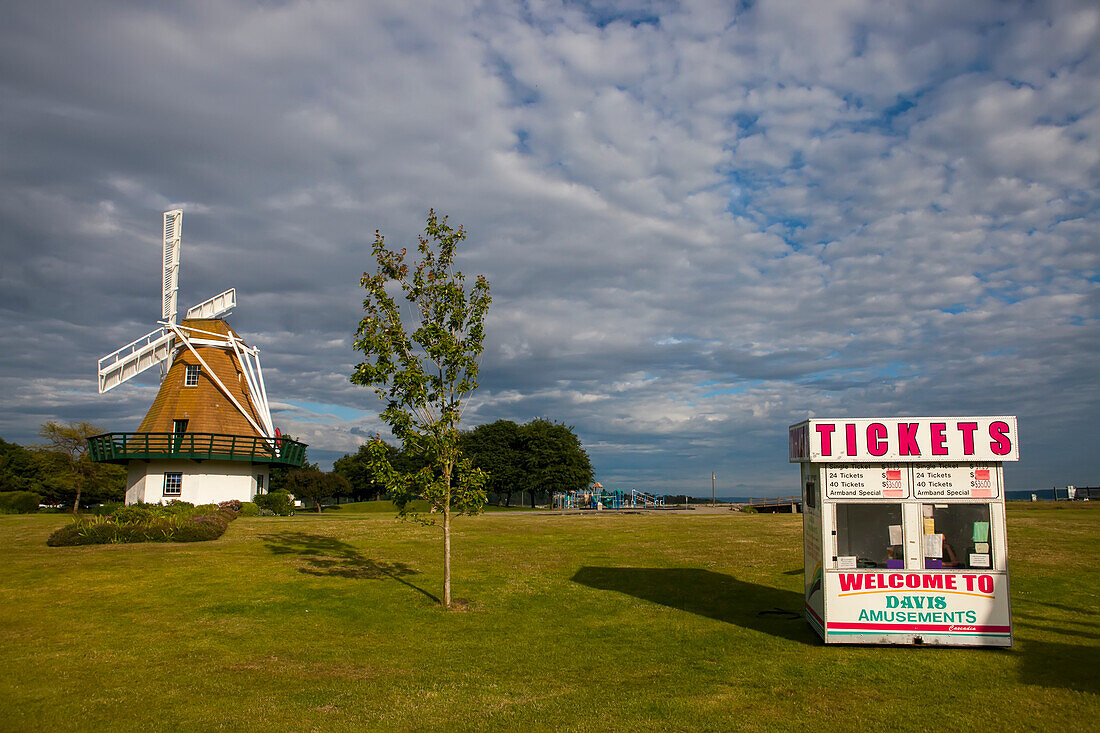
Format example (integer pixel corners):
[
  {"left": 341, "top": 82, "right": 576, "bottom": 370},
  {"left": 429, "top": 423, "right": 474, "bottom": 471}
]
[
  {"left": 47, "top": 501, "right": 237, "bottom": 546},
  {"left": 0, "top": 491, "right": 42, "bottom": 514}
]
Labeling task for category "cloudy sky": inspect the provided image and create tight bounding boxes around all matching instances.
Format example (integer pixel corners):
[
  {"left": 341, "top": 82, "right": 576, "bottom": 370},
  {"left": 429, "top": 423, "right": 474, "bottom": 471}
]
[{"left": 1, "top": 1, "right": 1097, "bottom": 496}]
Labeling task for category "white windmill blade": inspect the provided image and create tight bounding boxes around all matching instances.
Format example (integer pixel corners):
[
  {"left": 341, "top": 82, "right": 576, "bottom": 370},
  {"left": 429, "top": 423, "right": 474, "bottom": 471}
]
[
  {"left": 185, "top": 288, "right": 236, "bottom": 320},
  {"left": 98, "top": 327, "right": 175, "bottom": 393},
  {"left": 228, "top": 335, "right": 274, "bottom": 437},
  {"left": 162, "top": 209, "right": 183, "bottom": 324}
]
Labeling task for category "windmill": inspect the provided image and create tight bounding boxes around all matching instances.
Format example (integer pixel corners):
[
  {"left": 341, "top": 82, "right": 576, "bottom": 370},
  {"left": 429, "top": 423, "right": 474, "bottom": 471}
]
[{"left": 88, "top": 210, "right": 306, "bottom": 505}]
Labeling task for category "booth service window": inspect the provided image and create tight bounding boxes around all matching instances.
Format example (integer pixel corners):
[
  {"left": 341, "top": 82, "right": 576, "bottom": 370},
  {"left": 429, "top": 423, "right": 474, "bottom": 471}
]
[
  {"left": 923, "top": 504, "right": 992, "bottom": 570},
  {"left": 835, "top": 503, "right": 903, "bottom": 569},
  {"left": 163, "top": 472, "right": 182, "bottom": 497},
  {"left": 184, "top": 364, "right": 201, "bottom": 387}
]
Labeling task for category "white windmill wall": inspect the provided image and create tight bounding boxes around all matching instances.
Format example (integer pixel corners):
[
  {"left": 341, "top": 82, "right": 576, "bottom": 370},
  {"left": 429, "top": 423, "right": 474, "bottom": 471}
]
[{"left": 125, "top": 460, "right": 270, "bottom": 505}]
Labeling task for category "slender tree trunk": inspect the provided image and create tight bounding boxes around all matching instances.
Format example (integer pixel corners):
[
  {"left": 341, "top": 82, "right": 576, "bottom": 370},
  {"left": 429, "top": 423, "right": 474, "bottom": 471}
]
[
  {"left": 71, "top": 469, "right": 83, "bottom": 514},
  {"left": 315, "top": 500, "right": 323, "bottom": 513},
  {"left": 443, "top": 503, "right": 451, "bottom": 607},
  {"left": 442, "top": 461, "right": 453, "bottom": 608}
]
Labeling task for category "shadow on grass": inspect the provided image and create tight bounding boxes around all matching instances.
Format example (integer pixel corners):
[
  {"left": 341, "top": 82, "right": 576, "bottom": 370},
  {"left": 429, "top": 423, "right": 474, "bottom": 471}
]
[
  {"left": 260, "top": 532, "right": 439, "bottom": 603},
  {"left": 571, "top": 567, "right": 816, "bottom": 644},
  {"left": 1012, "top": 598, "right": 1100, "bottom": 692},
  {"left": 1015, "top": 638, "right": 1100, "bottom": 694}
]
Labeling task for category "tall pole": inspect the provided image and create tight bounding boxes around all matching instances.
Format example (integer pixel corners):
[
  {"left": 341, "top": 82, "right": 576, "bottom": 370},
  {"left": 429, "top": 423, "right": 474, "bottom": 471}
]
[{"left": 712, "top": 472, "right": 716, "bottom": 507}]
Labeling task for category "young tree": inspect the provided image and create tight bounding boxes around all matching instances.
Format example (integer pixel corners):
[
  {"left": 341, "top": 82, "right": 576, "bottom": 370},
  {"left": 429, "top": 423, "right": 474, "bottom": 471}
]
[
  {"left": 351, "top": 210, "right": 491, "bottom": 608},
  {"left": 38, "top": 420, "right": 105, "bottom": 513}
]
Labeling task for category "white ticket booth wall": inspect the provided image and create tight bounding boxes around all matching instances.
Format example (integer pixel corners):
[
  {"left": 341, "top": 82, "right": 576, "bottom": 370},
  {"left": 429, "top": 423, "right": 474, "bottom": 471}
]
[{"left": 788, "top": 417, "right": 1018, "bottom": 647}]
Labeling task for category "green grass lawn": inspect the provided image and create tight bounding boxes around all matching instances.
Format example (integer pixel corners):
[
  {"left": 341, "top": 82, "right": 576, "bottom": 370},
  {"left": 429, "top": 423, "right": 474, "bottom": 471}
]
[{"left": 1, "top": 503, "right": 1097, "bottom": 731}]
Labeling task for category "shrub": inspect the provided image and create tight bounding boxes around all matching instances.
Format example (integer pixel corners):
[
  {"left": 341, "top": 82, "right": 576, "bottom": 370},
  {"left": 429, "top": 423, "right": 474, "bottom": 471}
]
[
  {"left": 0, "top": 491, "right": 42, "bottom": 514},
  {"left": 254, "top": 491, "right": 293, "bottom": 516},
  {"left": 46, "top": 504, "right": 239, "bottom": 546},
  {"left": 171, "top": 512, "right": 231, "bottom": 542},
  {"left": 92, "top": 501, "right": 124, "bottom": 516},
  {"left": 238, "top": 501, "right": 259, "bottom": 517},
  {"left": 219, "top": 499, "right": 243, "bottom": 513}
]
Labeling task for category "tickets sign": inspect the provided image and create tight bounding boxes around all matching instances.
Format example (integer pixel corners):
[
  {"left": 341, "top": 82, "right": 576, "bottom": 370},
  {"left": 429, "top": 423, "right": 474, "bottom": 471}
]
[{"left": 789, "top": 417, "right": 1018, "bottom": 463}]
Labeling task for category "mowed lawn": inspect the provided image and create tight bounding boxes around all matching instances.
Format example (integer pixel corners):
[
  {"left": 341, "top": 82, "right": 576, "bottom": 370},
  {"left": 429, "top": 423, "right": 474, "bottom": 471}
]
[{"left": 1, "top": 504, "right": 1097, "bottom": 731}]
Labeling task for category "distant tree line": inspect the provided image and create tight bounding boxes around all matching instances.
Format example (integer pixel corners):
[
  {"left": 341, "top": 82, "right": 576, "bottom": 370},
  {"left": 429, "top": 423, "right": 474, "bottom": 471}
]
[
  {"left": 330, "top": 419, "right": 594, "bottom": 508},
  {"left": 0, "top": 423, "right": 126, "bottom": 511},
  {"left": 0, "top": 417, "right": 593, "bottom": 513}
]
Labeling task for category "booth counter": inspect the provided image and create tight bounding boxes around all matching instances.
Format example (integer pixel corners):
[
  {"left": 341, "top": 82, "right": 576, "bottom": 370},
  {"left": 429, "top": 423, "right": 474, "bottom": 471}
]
[{"left": 789, "top": 416, "right": 1018, "bottom": 647}]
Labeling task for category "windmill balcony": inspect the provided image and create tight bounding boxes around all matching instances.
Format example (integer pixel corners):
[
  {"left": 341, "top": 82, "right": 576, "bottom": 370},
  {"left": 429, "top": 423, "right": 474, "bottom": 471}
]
[{"left": 88, "top": 432, "right": 307, "bottom": 467}]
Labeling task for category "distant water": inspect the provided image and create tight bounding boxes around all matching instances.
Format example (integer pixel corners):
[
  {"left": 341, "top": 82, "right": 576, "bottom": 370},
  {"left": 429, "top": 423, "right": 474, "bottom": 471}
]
[
  {"left": 698, "top": 491, "right": 1065, "bottom": 502},
  {"left": 1006, "top": 489, "right": 1059, "bottom": 501}
]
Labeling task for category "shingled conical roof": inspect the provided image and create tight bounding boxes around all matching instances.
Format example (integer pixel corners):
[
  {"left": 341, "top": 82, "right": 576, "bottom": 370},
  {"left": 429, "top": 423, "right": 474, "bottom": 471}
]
[{"left": 137, "top": 318, "right": 266, "bottom": 437}]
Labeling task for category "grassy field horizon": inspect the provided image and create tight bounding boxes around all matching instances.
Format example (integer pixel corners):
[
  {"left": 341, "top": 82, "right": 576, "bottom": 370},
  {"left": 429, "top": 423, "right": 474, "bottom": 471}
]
[{"left": 2, "top": 503, "right": 1097, "bottom": 731}]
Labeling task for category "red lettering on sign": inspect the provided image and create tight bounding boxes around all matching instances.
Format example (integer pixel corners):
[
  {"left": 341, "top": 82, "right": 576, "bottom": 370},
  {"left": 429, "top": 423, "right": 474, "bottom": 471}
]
[
  {"left": 963, "top": 575, "right": 976, "bottom": 591},
  {"left": 838, "top": 574, "right": 863, "bottom": 592},
  {"left": 957, "top": 422, "right": 978, "bottom": 455},
  {"left": 945, "top": 575, "right": 957, "bottom": 590},
  {"left": 978, "top": 575, "right": 994, "bottom": 594},
  {"left": 898, "top": 423, "right": 921, "bottom": 456},
  {"left": 867, "top": 423, "right": 888, "bottom": 456},
  {"left": 845, "top": 424, "right": 857, "bottom": 457},
  {"left": 905, "top": 574, "right": 920, "bottom": 589},
  {"left": 816, "top": 424, "right": 835, "bottom": 456},
  {"left": 989, "top": 421, "right": 1012, "bottom": 456},
  {"left": 889, "top": 574, "right": 903, "bottom": 588},
  {"left": 931, "top": 422, "right": 948, "bottom": 455},
  {"left": 922, "top": 574, "right": 944, "bottom": 589}
]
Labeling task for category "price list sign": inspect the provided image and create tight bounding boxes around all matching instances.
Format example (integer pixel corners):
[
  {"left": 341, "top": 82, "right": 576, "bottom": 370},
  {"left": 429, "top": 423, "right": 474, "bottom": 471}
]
[
  {"left": 825, "top": 464, "right": 910, "bottom": 499},
  {"left": 913, "top": 464, "right": 999, "bottom": 499}
]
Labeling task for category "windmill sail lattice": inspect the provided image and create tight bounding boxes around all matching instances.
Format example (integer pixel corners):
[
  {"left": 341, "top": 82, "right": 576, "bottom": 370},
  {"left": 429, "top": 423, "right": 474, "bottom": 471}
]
[{"left": 162, "top": 209, "right": 182, "bottom": 324}]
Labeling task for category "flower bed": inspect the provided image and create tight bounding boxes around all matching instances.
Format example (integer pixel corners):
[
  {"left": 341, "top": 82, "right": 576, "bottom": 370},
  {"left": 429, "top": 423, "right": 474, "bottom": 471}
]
[{"left": 47, "top": 500, "right": 241, "bottom": 546}]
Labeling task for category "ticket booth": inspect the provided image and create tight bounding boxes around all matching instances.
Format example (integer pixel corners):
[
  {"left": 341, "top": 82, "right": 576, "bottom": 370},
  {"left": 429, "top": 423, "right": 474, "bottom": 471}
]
[{"left": 788, "top": 416, "right": 1017, "bottom": 647}]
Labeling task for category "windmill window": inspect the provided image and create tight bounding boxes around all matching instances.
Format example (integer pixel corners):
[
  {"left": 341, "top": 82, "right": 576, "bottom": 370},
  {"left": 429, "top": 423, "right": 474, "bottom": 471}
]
[
  {"left": 173, "top": 419, "right": 188, "bottom": 434},
  {"left": 184, "top": 364, "right": 201, "bottom": 386},
  {"left": 163, "top": 472, "right": 183, "bottom": 497}
]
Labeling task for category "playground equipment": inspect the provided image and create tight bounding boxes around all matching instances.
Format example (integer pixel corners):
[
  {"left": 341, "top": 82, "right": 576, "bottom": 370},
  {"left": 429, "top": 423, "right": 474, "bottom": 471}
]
[
  {"left": 551, "top": 487, "right": 664, "bottom": 510},
  {"left": 629, "top": 489, "right": 664, "bottom": 508}
]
